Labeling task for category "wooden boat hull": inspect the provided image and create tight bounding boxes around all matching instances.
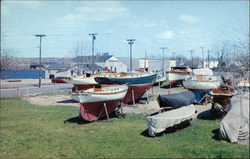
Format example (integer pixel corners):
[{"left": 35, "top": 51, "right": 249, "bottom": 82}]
[
  {"left": 71, "top": 85, "right": 128, "bottom": 103},
  {"left": 94, "top": 73, "right": 157, "bottom": 85},
  {"left": 80, "top": 99, "right": 121, "bottom": 121},
  {"left": 122, "top": 83, "right": 153, "bottom": 104},
  {"left": 182, "top": 80, "right": 220, "bottom": 90},
  {"left": 166, "top": 72, "right": 190, "bottom": 86}
]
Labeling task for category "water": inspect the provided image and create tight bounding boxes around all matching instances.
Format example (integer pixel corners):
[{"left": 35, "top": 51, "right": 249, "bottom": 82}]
[{"left": 0, "top": 69, "right": 45, "bottom": 79}]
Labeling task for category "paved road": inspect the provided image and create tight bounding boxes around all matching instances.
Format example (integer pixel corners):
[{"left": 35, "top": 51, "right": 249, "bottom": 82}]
[{"left": 0, "top": 83, "right": 73, "bottom": 98}]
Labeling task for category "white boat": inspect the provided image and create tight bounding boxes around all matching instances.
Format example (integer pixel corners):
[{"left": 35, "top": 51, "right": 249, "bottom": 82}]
[
  {"left": 147, "top": 104, "right": 196, "bottom": 137},
  {"left": 155, "top": 72, "right": 167, "bottom": 84},
  {"left": 165, "top": 67, "right": 192, "bottom": 85},
  {"left": 182, "top": 68, "right": 221, "bottom": 90},
  {"left": 63, "top": 73, "right": 116, "bottom": 90},
  {"left": 70, "top": 85, "right": 128, "bottom": 103}
]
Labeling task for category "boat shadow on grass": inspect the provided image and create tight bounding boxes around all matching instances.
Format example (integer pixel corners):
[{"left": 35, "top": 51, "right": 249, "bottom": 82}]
[
  {"left": 57, "top": 99, "right": 78, "bottom": 104},
  {"left": 140, "top": 121, "right": 191, "bottom": 138},
  {"left": 197, "top": 109, "right": 223, "bottom": 120},
  {"left": 211, "top": 128, "right": 221, "bottom": 141},
  {"left": 64, "top": 112, "right": 125, "bottom": 125}
]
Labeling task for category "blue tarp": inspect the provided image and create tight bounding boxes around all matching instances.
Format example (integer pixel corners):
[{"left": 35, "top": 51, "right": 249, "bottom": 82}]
[{"left": 0, "top": 69, "right": 45, "bottom": 79}]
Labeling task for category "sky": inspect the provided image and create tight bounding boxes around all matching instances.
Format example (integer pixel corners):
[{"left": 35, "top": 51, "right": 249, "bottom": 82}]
[{"left": 1, "top": 0, "right": 249, "bottom": 59}]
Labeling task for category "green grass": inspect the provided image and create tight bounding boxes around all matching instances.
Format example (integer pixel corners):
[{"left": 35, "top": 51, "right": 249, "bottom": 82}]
[
  {"left": 0, "top": 98, "right": 249, "bottom": 158},
  {"left": 40, "top": 90, "right": 70, "bottom": 96}
]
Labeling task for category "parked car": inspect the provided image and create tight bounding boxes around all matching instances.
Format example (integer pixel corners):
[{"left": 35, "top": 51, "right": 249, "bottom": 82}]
[{"left": 51, "top": 76, "right": 67, "bottom": 83}]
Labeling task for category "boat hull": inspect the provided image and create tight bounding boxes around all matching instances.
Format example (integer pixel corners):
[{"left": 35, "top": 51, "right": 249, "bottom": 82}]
[
  {"left": 80, "top": 99, "right": 121, "bottom": 121},
  {"left": 182, "top": 80, "right": 220, "bottom": 90},
  {"left": 166, "top": 72, "right": 190, "bottom": 86},
  {"left": 94, "top": 73, "right": 157, "bottom": 85},
  {"left": 122, "top": 83, "right": 153, "bottom": 104}
]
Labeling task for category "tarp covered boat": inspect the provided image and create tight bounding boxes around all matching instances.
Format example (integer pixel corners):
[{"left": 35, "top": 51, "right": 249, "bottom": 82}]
[
  {"left": 157, "top": 91, "right": 195, "bottom": 109},
  {"left": 219, "top": 93, "right": 249, "bottom": 144},
  {"left": 73, "top": 85, "right": 128, "bottom": 121},
  {"left": 147, "top": 104, "right": 196, "bottom": 137}
]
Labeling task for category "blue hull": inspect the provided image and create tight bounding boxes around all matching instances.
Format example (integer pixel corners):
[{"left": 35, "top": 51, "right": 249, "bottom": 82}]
[{"left": 95, "top": 73, "right": 157, "bottom": 85}]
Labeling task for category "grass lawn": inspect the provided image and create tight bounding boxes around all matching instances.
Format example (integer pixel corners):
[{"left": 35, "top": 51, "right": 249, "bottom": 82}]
[{"left": 0, "top": 97, "right": 249, "bottom": 158}]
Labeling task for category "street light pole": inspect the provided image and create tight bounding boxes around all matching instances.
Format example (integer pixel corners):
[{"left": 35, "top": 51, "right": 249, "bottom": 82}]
[
  {"left": 189, "top": 50, "right": 194, "bottom": 68},
  {"left": 160, "top": 47, "right": 167, "bottom": 71},
  {"left": 200, "top": 47, "right": 205, "bottom": 68},
  {"left": 89, "top": 33, "right": 97, "bottom": 65},
  {"left": 127, "top": 39, "right": 136, "bottom": 72},
  {"left": 35, "top": 34, "right": 46, "bottom": 88}
]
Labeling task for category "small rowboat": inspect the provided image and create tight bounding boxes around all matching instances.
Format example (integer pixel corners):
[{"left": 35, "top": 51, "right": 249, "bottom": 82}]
[
  {"left": 147, "top": 104, "right": 196, "bottom": 137},
  {"left": 71, "top": 85, "right": 128, "bottom": 121}
]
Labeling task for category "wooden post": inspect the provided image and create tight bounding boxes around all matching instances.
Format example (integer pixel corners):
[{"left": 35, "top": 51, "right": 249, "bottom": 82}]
[
  {"left": 120, "top": 101, "right": 123, "bottom": 114},
  {"left": 17, "top": 88, "right": 20, "bottom": 97},
  {"left": 146, "top": 89, "right": 149, "bottom": 104},
  {"left": 158, "top": 81, "right": 161, "bottom": 95},
  {"left": 26, "top": 88, "right": 29, "bottom": 98},
  {"left": 132, "top": 89, "right": 135, "bottom": 105},
  {"left": 103, "top": 102, "right": 109, "bottom": 120}
]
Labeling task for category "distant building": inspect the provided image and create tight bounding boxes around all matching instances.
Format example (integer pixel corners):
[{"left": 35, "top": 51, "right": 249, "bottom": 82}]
[
  {"left": 204, "top": 60, "right": 219, "bottom": 69},
  {"left": 74, "top": 53, "right": 127, "bottom": 73},
  {"left": 139, "top": 58, "right": 176, "bottom": 72}
]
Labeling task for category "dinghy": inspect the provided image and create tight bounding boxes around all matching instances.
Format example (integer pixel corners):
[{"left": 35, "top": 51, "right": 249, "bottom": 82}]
[
  {"left": 147, "top": 104, "right": 196, "bottom": 137},
  {"left": 72, "top": 85, "right": 128, "bottom": 121}
]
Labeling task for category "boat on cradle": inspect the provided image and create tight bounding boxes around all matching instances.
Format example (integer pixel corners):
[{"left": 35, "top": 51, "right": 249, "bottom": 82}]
[
  {"left": 94, "top": 72, "right": 157, "bottom": 104},
  {"left": 73, "top": 85, "right": 128, "bottom": 122},
  {"left": 157, "top": 91, "right": 195, "bottom": 109},
  {"left": 165, "top": 66, "right": 192, "bottom": 86},
  {"left": 182, "top": 68, "right": 221, "bottom": 90},
  {"left": 147, "top": 104, "right": 196, "bottom": 137},
  {"left": 63, "top": 73, "right": 117, "bottom": 90},
  {"left": 182, "top": 68, "right": 221, "bottom": 103}
]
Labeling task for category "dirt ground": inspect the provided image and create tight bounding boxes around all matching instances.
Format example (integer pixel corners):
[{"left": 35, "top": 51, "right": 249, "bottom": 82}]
[{"left": 23, "top": 86, "right": 212, "bottom": 118}]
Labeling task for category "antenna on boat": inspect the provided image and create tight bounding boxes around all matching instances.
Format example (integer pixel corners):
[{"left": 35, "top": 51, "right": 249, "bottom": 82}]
[{"left": 127, "top": 39, "right": 136, "bottom": 72}]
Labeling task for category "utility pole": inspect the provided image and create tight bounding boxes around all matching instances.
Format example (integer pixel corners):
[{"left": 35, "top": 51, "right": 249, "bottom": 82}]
[
  {"left": 189, "top": 50, "right": 194, "bottom": 68},
  {"left": 200, "top": 47, "right": 205, "bottom": 68},
  {"left": 35, "top": 34, "right": 46, "bottom": 88},
  {"left": 207, "top": 49, "right": 210, "bottom": 68},
  {"left": 127, "top": 39, "right": 136, "bottom": 72},
  {"left": 172, "top": 52, "right": 176, "bottom": 60},
  {"left": 144, "top": 51, "right": 147, "bottom": 70},
  {"left": 160, "top": 47, "right": 167, "bottom": 71},
  {"left": 89, "top": 33, "right": 97, "bottom": 65}
]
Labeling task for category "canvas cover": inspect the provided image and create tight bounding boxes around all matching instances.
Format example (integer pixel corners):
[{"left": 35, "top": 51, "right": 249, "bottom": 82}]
[
  {"left": 147, "top": 104, "right": 195, "bottom": 136},
  {"left": 219, "top": 93, "right": 249, "bottom": 144},
  {"left": 158, "top": 91, "right": 195, "bottom": 108},
  {"left": 192, "top": 68, "right": 213, "bottom": 76}
]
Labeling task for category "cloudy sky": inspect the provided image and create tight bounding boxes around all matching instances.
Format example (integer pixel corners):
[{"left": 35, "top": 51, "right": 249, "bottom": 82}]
[{"left": 1, "top": 0, "right": 249, "bottom": 59}]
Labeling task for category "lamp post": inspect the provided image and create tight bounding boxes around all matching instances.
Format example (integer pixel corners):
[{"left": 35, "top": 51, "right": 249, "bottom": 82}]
[{"left": 127, "top": 39, "right": 136, "bottom": 72}]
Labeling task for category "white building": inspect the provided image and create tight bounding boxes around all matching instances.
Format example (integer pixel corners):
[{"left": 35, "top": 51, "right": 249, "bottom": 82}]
[
  {"left": 139, "top": 58, "right": 176, "bottom": 72},
  {"left": 95, "top": 55, "right": 127, "bottom": 73},
  {"left": 204, "top": 60, "right": 219, "bottom": 69}
]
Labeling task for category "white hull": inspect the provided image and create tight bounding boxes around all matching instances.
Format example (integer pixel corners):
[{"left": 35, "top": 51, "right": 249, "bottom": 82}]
[
  {"left": 166, "top": 72, "right": 190, "bottom": 81},
  {"left": 147, "top": 104, "right": 195, "bottom": 137},
  {"left": 183, "top": 80, "right": 221, "bottom": 90},
  {"left": 155, "top": 75, "right": 166, "bottom": 83},
  {"left": 63, "top": 76, "right": 97, "bottom": 85},
  {"left": 70, "top": 85, "right": 128, "bottom": 103}
]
